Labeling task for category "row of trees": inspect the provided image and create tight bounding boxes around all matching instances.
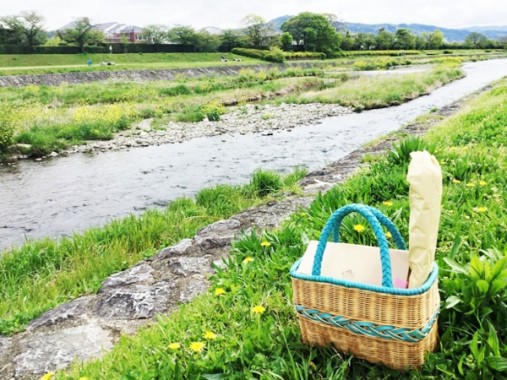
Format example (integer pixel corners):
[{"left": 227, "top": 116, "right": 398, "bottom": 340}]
[{"left": 1, "top": 11, "right": 505, "bottom": 54}]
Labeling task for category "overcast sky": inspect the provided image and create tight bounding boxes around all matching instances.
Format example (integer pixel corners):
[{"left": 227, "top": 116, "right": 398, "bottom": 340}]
[{"left": 2, "top": 0, "right": 506, "bottom": 31}]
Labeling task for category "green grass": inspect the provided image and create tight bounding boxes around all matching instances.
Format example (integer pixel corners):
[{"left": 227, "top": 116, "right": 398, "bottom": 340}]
[
  {"left": 1, "top": 61, "right": 463, "bottom": 160},
  {"left": 61, "top": 78, "right": 507, "bottom": 379},
  {"left": 291, "top": 62, "right": 464, "bottom": 110},
  {"left": 0, "top": 168, "right": 307, "bottom": 336},
  {"left": 0, "top": 53, "right": 262, "bottom": 75}
]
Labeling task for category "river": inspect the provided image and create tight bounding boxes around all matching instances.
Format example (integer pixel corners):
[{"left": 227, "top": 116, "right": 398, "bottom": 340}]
[{"left": 1, "top": 59, "right": 507, "bottom": 252}]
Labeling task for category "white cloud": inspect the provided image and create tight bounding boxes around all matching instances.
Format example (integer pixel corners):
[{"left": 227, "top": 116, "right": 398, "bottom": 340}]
[{"left": 2, "top": 0, "right": 507, "bottom": 31}]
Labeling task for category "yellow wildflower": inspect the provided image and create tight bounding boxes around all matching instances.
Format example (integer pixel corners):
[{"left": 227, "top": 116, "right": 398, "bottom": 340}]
[
  {"left": 78, "top": 378, "right": 90, "bottom": 380},
  {"left": 382, "top": 201, "right": 393, "bottom": 207},
  {"left": 214, "top": 287, "right": 226, "bottom": 296},
  {"left": 168, "top": 342, "right": 181, "bottom": 350},
  {"left": 466, "top": 182, "right": 476, "bottom": 188},
  {"left": 479, "top": 180, "right": 487, "bottom": 186},
  {"left": 190, "top": 341, "right": 205, "bottom": 353},
  {"left": 353, "top": 224, "right": 366, "bottom": 233},
  {"left": 242, "top": 256, "right": 254, "bottom": 264},
  {"left": 260, "top": 240, "right": 271, "bottom": 248},
  {"left": 203, "top": 331, "right": 217, "bottom": 340},
  {"left": 386, "top": 231, "right": 392, "bottom": 239},
  {"left": 452, "top": 179, "right": 461, "bottom": 184},
  {"left": 252, "top": 305, "right": 266, "bottom": 315},
  {"left": 40, "top": 374, "right": 54, "bottom": 380},
  {"left": 474, "top": 207, "right": 487, "bottom": 213}
]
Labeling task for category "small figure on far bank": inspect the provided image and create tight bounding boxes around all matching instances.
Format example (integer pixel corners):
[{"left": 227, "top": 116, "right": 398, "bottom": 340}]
[
  {"left": 87, "top": 58, "right": 92, "bottom": 66},
  {"left": 109, "top": 45, "right": 113, "bottom": 54}
]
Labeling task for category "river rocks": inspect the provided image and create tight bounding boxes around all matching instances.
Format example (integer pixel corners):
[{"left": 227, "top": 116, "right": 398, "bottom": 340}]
[
  {"left": 0, "top": 194, "right": 315, "bottom": 379},
  {"left": 93, "top": 283, "right": 174, "bottom": 320},
  {"left": 63, "top": 102, "right": 352, "bottom": 156},
  {"left": 14, "top": 323, "right": 114, "bottom": 379}
]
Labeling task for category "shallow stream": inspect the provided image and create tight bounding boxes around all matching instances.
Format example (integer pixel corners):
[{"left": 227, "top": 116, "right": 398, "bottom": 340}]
[{"left": 1, "top": 59, "right": 507, "bottom": 251}]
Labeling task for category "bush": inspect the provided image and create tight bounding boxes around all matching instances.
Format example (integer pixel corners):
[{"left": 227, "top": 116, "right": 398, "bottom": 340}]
[
  {"left": 283, "top": 51, "right": 326, "bottom": 60},
  {"left": 386, "top": 136, "right": 436, "bottom": 166},
  {"left": 201, "top": 101, "right": 225, "bottom": 121},
  {"left": 0, "top": 106, "right": 14, "bottom": 152},
  {"left": 249, "top": 169, "right": 283, "bottom": 196},
  {"left": 232, "top": 48, "right": 285, "bottom": 63}
]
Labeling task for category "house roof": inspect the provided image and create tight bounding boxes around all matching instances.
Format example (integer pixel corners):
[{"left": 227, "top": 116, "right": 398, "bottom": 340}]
[{"left": 57, "top": 21, "right": 143, "bottom": 34}]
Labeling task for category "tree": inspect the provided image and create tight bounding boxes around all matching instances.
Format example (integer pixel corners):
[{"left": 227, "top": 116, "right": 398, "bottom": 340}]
[
  {"left": 353, "top": 32, "right": 376, "bottom": 50},
  {"left": 194, "top": 30, "right": 221, "bottom": 52},
  {"left": 465, "top": 32, "right": 489, "bottom": 48},
  {"left": 0, "top": 11, "right": 47, "bottom": 48},
  {"left": 142, "top": 24, "right": 168, "bottom": 44},
  {"left": 375, "top": 28, "right": 395, "bottom": 50},
  {"left": 167, "top": 25, "right": 197, "bottom": 45},
  {"left": 281, "top": 12, "right": 341, "bottom": 56},
  {"left": 219, "top": 29, "right": 247, "bottom": 51},
  {"left": 58, "top": 17, "right": 103, "bottom": 52},
  {"left": 340, "top": 31, "right": 355, "bottom": 50},
  {"left": 280, "top": 32, "right": 293, "bottom": 51},
  {"left": 423, "top": 30, "right": 444, "bottom": 49},
  {"left": 242, "top": 14, "right": 277, "bottom": 47},
  {"left": 167, "top": 26, "right": 221, "bottom": 51},
  {"left": 394, "top": 28, "right": 416, "bottom": 49}
]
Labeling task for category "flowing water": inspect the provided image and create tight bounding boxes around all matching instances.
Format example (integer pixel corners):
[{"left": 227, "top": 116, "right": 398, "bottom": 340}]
[{"left": 1, "top": 59, "right": 507, "bottom": 252}]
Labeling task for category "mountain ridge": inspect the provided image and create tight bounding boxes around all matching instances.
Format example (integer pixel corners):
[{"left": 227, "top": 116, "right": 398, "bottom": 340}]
[{"left": 269, "top": 15, "right": 507, "bottom": 42}]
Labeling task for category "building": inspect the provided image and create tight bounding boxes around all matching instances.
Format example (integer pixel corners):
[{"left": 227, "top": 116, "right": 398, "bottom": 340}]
[
  {"left": 94, "top": 23, "right": 145, "bottom": 43},
  {"left": 58, "top": 21, "right": 145, "bottom": 43}
]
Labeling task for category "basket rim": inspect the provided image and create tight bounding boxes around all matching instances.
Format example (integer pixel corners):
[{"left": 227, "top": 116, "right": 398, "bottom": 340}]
[{"left": 290, "top": 260, "right": 438, "bottom": 296}]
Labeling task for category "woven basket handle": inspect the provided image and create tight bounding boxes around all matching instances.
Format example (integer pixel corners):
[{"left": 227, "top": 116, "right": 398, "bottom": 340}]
[{"left": 311, "top": 204, "right": 406, "bottom": 288}]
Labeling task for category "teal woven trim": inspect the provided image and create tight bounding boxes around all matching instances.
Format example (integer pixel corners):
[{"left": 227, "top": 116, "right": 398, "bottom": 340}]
[
  {"left": 290, "top": 261, "right": 438, "bottom": 296},
  {"left": 295, "top": 305, "right": 439, "bottom": 343},
  {"left": 312, "top": 204, "right": 400, "bottom": 287}
]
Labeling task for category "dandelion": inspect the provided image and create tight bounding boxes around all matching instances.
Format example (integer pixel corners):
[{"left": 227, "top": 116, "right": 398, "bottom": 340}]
[
  {"left": 473, "top": 206, "right": 487, "bottom": 213},
  {"left": 203, "top": 331, "right": 217, "bottom": 340},
  {"left": 252, "top": 305, "right": 266, "bottom": 315},
  {"left": 479, "top": 180, "right": 487, "bottom": 186},
  {"left": 386, "top": 231, "right": 392, "bottom": 239},
  {"left": 452, "top": 179, "right": 461, "bottom": 184},
  {"left": 466, "top": 182, "right": 476, "bottom": 188},
  {"left": 260, "top": 240, "right": 271, "bottom": 248},
  {"left": 353, "top": 224, "right": 366, "bottom": 233},
  {"left": 382, "top": 200, "right": 393, "bottom": 207},
  {"left": 190, "top": 341, "right": 205, "bottom": 353},
  {"left": 242, "top": 256, "right": 254, "bottom": 264},
  {"left": 168, "top": 342, "right": 181, "bottom": 350},
  {"left": 214, "top": 287, "right": 226, "bottom": 296},
  {"left": 78, "top": 378, "right": 90, "bottom": 380},
  {"left": 40, "top": 374, "right": 54, "bottom": 380}
]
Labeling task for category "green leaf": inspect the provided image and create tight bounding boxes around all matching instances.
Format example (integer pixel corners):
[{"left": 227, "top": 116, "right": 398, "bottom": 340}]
[
  {"left": 486, "top": 321, "right": 500, "bottom": 356},
  {"left": 475, "top": 279, "right": 489, "bottom": 294},
  {"left": 443, "top": 257, "right": 467, "bottom": 275},
  {"left": 203, "top": 374, "right": 226, "bottom": 380},
  {"left": 486, "top": 356, "right": 507, "bottom": 372},
  {"left": 445, "top": 295, "right": 462, "bottom": 309}
]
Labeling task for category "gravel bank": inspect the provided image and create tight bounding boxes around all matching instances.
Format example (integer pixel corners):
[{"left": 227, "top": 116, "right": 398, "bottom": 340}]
[{"left": 64, "top": 102, "right": 353, "bottom": 155}]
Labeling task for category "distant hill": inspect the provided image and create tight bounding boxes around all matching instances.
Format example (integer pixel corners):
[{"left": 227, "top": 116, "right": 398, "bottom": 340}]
[{"left": 269, "top": 16, "right": 507, "bottom": 42}]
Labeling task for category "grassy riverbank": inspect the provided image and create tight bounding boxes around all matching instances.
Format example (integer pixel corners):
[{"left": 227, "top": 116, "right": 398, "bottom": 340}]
[
  {"left": 0, "top": 53, "right": 261, "bottom": 76},
  {"left": 0, "top": 168, "right": 306, "bottom": 335},
  {"left": 61, "top": 79, "right": 507, "bottom": 379},
  {"left": 0, "top": 49, "right": 502, "bottom": 76},
  {"left": 0, "top": 61, "right": 463, "bottom": 159}
]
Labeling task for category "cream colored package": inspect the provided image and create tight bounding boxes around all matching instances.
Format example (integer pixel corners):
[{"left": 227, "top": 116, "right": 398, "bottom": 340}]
[
  {"left": 407, "top": 151, "right": 442, "bottom": 288},
  {"left": 296, "top": 241, "right": 410, "bottom": 288}
]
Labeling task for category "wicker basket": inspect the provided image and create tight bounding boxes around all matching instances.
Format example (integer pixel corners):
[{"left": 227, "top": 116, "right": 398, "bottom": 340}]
[{"left": 290, "top": 204, "right": 440, "bottom": 370}]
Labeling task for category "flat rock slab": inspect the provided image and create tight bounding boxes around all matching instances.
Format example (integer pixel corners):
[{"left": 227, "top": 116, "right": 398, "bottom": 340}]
[{"left": 14, "top": 323, "right": 113, "bottom": 379}]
